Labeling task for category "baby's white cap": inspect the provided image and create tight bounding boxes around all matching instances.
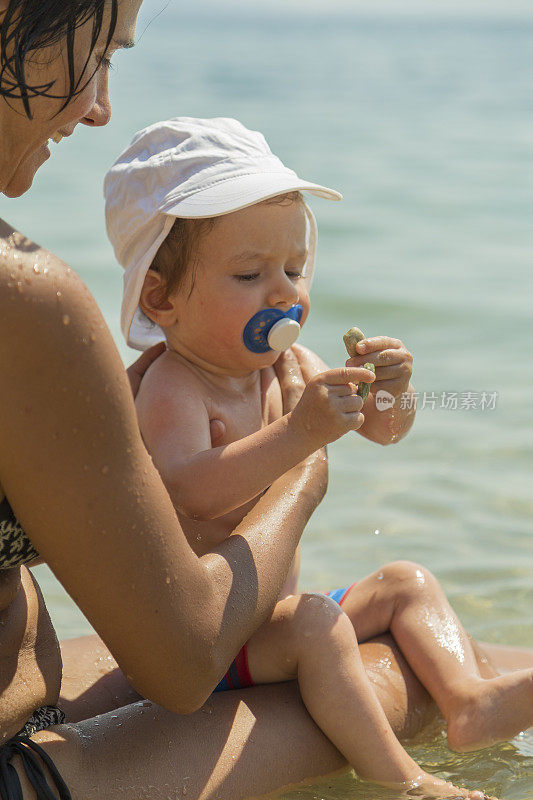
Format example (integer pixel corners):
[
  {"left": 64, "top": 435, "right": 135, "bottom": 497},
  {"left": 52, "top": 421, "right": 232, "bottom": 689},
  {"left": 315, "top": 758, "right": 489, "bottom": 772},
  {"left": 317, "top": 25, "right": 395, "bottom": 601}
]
[{"left": 104, "top": 117, "right": 342, "bottom": 350}]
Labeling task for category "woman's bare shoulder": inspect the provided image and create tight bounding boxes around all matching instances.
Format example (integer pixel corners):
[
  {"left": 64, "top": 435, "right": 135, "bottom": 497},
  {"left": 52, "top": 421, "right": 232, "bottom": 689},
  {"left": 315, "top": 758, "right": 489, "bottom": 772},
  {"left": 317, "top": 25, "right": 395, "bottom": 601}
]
[{"left": 0, "top": 224, "right": 105, "bottom": 365}]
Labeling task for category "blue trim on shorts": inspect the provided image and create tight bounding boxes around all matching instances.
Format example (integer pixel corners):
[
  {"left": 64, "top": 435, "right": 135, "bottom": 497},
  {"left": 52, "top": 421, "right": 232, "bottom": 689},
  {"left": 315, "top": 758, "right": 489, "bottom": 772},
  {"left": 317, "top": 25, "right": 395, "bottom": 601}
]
[{"left": 326, "top": 584, "right": 355, "bottom": 605}]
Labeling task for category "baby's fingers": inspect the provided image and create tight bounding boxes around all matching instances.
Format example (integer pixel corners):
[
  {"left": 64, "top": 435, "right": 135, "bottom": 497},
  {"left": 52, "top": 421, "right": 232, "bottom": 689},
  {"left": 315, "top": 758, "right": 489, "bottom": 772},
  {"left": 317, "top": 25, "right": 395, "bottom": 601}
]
[
  {"left": 322, "top": 366, "right": 376, "bottom": 386},
  {"left": 338, "top": 394, "right": 364, "bottom": 414},
  {"left": 370, "top": 363, "right": 412, "bottom": 383},
  {"left": 347, "top": 347, "right": 412, "bottom": 369},
  {"left": 356, "top": 335, "right": 403, "bottom": 355}
]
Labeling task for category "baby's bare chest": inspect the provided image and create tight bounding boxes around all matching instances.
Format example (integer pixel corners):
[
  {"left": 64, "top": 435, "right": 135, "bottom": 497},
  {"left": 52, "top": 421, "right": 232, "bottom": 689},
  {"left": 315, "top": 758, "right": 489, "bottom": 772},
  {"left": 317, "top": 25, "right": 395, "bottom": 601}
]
[{"left": 206, "top": 367, "right": 283, "bottom": 445}]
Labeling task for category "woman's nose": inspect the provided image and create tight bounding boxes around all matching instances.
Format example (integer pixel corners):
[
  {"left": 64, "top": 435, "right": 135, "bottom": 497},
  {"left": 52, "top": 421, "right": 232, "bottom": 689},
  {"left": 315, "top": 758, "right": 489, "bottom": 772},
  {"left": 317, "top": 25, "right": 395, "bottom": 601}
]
[
  {"left": 267, "top": 273, "right": 299, "bottom": 310},
  {"left": 82, "top": 70, "right": 112, "bottom": 127}
]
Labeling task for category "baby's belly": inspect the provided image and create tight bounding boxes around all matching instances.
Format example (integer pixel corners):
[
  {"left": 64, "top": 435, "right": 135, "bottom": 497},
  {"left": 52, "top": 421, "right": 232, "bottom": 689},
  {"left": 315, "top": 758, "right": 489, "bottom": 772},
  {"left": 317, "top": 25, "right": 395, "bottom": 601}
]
[{"left": 179, "top": 497, "right": 260, "bottom": 556}]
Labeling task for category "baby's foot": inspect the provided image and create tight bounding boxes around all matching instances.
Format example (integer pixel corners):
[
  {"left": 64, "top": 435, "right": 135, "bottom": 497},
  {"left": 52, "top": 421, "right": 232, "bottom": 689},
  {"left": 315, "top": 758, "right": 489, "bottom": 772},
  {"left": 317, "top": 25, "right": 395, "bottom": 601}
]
[
  {"left": 446, "top": 668, "right": 533, "bottom": 752},
  {"left": 379, "top": 771, "right": 497, "bottom": 800}
]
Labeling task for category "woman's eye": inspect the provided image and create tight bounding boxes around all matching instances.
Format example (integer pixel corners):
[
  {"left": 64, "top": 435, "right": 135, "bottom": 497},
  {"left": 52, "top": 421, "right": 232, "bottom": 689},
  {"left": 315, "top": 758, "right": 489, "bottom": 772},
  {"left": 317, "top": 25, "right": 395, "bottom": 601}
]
[
  {"left": 235, "top": 273, "right": 259, "bottom": 282},
  {"left": 286, "top": 271, "right": 302, "bottom": 280},
  {"left": 98, "top": 55, "right": 115, "bottom": 71}
]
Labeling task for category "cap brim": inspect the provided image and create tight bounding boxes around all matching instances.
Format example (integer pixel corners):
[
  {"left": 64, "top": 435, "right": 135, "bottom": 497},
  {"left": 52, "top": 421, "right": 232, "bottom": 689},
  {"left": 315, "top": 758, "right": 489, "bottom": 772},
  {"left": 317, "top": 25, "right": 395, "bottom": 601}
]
[{"left": 161, "top": 172, "right": 342, "bottom": 218}]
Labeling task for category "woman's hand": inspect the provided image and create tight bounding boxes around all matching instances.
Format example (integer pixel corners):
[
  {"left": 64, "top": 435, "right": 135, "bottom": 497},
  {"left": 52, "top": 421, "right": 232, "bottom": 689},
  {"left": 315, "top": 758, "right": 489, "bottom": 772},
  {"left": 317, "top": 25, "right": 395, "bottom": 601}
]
[{"left": 126, "top": 342, "right": 166, "bottom": 398}]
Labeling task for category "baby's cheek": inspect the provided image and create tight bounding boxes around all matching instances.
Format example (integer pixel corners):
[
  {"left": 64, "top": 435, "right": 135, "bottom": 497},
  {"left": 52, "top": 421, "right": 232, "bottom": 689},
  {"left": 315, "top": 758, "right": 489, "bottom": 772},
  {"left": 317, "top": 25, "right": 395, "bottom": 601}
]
[
  {"left": 297, "top": 285, "right": 311, "bottom": 326},
  {"left": 203, "top": 315, "right": 243, "bottom": 353}
]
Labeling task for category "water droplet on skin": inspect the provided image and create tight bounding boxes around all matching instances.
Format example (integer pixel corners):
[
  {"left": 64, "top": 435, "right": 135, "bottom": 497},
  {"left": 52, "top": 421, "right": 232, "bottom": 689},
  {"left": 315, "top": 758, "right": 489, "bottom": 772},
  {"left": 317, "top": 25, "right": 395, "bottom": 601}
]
[
  {"left": 165, "top": 576, "right": 170, "bottom": 584},
  {"left": 56, "top": 291, "right": 62, "bottom": 300},
  {"left": 377, "top": 572, "right": 384, "bottom": 580},
  {"left": 90, "top": 332, "right": 96, "bottom": 342},
  {"left": 33, "top": 264, "right": 40, "bottom": 274},
  {"left": 196, "top": 534, "right": 202, "bottom": 541},
  {"left": 62, "top": 314, "right": 70, "bottom": 325}
]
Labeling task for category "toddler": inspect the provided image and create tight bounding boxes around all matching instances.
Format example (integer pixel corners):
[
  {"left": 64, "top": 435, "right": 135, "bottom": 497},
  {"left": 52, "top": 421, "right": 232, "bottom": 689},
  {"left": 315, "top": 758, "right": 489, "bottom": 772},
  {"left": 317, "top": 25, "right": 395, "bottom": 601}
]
[{"left": 105, "top": 118, "right": 533, "bottom": 799}]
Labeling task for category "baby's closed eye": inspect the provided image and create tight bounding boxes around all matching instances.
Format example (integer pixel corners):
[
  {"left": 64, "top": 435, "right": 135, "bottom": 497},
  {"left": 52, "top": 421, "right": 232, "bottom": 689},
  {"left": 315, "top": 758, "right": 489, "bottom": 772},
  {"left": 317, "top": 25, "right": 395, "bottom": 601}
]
[{"left": 234, "top": 272, "right": 259, "bottom": 282}]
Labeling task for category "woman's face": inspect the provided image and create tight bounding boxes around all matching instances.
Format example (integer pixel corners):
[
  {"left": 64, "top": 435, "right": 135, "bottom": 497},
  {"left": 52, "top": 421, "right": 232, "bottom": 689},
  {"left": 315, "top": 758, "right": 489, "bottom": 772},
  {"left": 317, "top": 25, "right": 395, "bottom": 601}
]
[{"left": 0, "top": 0, "right": 142, "bottom": 197}]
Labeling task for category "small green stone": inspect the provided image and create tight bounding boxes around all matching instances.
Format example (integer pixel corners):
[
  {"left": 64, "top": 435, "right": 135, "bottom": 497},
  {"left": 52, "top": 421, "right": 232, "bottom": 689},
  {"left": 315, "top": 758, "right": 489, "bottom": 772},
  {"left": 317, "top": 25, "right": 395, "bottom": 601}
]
[{"left": 358, "top": 363, "right": 375, "bottom": 402}]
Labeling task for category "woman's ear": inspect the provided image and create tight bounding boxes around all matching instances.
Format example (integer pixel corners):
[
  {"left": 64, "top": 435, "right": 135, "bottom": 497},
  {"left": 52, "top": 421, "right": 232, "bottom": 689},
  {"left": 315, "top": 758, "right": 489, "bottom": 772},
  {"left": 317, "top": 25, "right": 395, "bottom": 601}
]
[{"left": 139, "top": 270, "right": 179, "bottom": 328}]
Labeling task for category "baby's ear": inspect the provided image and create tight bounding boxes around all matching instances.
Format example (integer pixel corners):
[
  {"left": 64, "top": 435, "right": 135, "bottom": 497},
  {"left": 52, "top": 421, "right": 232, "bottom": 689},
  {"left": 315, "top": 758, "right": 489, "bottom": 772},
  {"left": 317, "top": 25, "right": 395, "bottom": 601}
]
[{"left": 139, "top": 270, "right": 178, "bottom": 328}]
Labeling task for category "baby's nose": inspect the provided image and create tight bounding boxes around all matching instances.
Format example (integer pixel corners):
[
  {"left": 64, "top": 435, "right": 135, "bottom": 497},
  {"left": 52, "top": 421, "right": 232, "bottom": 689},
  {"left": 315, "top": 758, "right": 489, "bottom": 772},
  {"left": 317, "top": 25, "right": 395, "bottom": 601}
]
[{"left": 268, "top": 274, "right": 299, "bottom": 310}]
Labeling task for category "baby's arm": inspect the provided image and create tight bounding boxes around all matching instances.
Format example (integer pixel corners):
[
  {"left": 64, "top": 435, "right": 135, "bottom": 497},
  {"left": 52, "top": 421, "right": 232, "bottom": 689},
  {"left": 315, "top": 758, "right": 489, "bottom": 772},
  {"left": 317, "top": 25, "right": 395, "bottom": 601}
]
[{"left": 136, "top": 352, "right": 373, "bottom": 521}]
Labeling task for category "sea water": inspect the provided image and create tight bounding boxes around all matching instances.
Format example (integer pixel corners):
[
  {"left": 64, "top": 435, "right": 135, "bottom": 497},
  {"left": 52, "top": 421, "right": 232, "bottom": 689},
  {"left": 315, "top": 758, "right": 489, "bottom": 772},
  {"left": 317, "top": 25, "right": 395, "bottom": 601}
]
[{"left": 3, "top": 1, "right": 532, "bottom": 797}]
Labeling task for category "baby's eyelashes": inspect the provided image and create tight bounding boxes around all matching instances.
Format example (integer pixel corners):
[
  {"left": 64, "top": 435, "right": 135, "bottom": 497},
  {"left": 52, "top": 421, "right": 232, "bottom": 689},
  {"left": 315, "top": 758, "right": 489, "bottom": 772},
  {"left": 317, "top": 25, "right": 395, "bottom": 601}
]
[
  {"left": 233, "top": 270, "right": 303, "bottom": 282},
  {"left": 234, "top": 272, "right": 260, "bottom": 281}
]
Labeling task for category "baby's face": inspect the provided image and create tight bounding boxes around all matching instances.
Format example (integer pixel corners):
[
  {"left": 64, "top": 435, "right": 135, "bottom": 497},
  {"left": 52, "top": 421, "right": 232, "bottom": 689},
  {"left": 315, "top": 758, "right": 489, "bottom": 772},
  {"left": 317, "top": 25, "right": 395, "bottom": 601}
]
[{"left": 166, "top": 199, "right": 310, "bottom": 375}]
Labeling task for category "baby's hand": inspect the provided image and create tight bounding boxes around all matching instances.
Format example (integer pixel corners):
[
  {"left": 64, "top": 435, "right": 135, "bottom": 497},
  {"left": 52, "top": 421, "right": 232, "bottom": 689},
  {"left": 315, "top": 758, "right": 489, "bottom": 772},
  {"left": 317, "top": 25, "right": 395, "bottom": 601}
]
[
  {"left": 346, "top": 336, "right": 413, "bottom": 400},
  {"left": 288, "top": 366, "right": 375, "bottom": 448}
]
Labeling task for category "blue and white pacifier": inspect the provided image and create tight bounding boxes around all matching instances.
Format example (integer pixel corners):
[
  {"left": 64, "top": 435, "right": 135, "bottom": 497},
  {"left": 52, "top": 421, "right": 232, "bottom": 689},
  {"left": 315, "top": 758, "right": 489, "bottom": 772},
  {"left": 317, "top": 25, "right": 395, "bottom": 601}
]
[{"left": 243, "top": 305, "right": 303, "bottom": 353}]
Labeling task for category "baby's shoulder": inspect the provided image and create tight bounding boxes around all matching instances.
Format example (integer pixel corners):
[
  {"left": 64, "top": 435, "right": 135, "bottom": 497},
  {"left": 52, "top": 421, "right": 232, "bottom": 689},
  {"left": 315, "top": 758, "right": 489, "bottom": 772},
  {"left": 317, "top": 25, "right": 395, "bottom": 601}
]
[{"left": 137, "top": 350, "right": 208, "bottom": 406}]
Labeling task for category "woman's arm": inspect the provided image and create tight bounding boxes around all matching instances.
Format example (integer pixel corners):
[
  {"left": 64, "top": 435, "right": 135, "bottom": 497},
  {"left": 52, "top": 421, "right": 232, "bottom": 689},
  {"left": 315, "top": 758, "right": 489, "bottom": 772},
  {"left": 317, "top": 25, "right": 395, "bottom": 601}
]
[{"left": 0, "top": 245, "right": 325, "bottom": 713}]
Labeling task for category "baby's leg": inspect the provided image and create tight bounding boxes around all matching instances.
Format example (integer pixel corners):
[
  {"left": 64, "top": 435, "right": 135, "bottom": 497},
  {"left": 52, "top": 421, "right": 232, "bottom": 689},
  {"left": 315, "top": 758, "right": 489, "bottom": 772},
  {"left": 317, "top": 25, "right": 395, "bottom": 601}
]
[
  {"left": 246, "top": 593, "right": 487, "bottom": 799},
  {"left": 338, "top": 562, "right": 533, "bottom": 751}
]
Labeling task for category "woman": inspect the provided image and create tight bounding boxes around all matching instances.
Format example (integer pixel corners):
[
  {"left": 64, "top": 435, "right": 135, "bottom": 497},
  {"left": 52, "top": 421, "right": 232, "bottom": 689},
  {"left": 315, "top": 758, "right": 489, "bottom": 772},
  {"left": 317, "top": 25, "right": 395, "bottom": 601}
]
[{"left": 0, "top": 1, "right": 530, "bottom": 798}]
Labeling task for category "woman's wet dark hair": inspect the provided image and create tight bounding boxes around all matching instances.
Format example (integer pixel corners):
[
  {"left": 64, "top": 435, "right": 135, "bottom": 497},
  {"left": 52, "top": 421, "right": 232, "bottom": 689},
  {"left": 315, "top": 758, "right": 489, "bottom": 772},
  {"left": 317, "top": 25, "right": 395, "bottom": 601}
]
[{"left": 0, "top": 0, "right": 118, "bottom": 118}]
